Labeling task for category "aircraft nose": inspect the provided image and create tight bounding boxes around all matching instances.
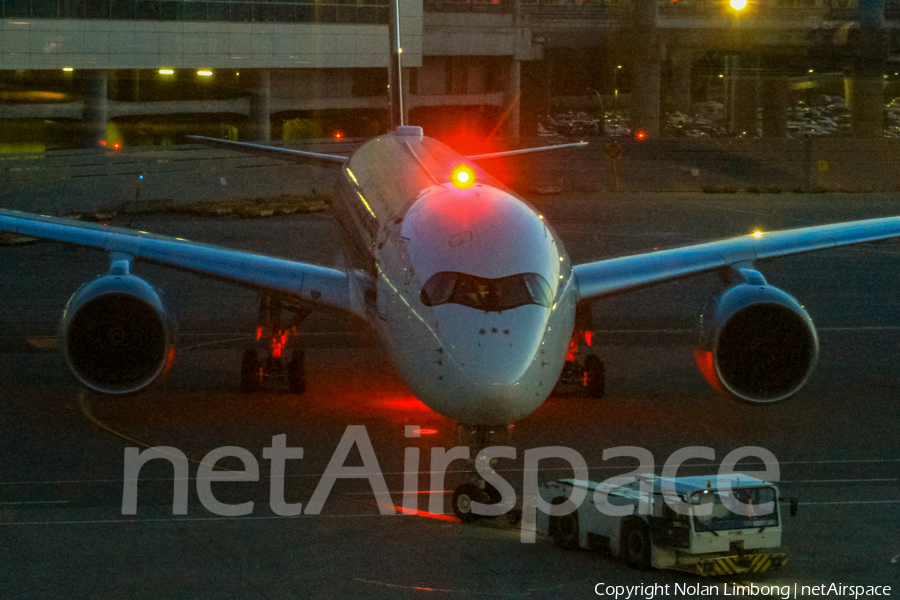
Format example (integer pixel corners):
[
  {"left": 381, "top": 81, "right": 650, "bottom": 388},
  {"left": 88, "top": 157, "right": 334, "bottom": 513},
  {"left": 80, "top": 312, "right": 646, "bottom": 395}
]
[{"left": 439, "top": 305, "right": 547, "bottom": 387}]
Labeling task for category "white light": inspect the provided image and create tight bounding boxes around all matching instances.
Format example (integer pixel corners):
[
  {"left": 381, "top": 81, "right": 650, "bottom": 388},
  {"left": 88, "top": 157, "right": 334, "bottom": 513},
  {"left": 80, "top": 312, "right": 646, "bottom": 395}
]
[
  {"left": 62, "top": 67, "right": 74, "bottom": 72},
  {"left": 159, "top": 69, "right": 174, "bottom": 75},
  {"left": 197, "top": 70, "right": 213, "bottom": 77},
  {"left": 730, "top": 0, "right": 747, "bottom": 9}
]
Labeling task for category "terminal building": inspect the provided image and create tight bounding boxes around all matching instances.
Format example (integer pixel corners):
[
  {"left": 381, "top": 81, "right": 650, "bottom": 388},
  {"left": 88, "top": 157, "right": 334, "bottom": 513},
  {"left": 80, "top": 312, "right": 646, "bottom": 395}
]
[{"left": 0, "top": 0, "right": 897, "bottom": 150}]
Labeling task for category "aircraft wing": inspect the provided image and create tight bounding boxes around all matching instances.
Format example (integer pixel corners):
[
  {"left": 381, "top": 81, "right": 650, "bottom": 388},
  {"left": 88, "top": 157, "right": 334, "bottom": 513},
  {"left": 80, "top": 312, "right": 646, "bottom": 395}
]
[
  {"left": 465, "top": 141, "right": 588, "bottom": 161},
  {"left": 187, "top": 136, "right": 349, "bottom": 168},
  {"left": 0, "top": 209, "right": 350, "bottom": 312},
  {"left": 573, "top": 216, "right": 900, "bottom": 301}
]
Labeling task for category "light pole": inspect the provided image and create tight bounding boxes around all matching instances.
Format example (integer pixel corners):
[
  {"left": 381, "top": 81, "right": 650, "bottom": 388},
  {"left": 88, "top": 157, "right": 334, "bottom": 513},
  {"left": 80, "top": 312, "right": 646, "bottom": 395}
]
[
  {"left": 614, "top": 64, "right": 622, "bottom": 108},
  {"left": 725, "top": 0, "right": 749, "bottom": 135}
]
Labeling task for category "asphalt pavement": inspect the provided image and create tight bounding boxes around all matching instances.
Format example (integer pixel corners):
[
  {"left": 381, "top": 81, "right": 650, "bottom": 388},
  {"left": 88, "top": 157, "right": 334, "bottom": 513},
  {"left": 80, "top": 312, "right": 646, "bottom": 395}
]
[{"left": 0, "top": 191, "right": 897, "bottom": 599}]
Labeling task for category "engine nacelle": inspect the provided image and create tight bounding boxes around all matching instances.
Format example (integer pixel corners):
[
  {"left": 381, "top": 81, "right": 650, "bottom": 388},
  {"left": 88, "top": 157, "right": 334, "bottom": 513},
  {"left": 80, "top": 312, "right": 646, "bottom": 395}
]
[
  {"left": 694, "top": 282, "right": 818, "bottom": 403},
  {"left": 61, "top": 274, "right": 176, "bottom": 395}
]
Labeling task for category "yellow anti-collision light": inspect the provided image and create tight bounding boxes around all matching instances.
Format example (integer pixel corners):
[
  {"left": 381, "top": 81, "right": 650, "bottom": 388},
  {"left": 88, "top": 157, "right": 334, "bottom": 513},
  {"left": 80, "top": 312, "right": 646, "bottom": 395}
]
[{"left": 451, "top": 164, "right": 476, "bottom": 189}]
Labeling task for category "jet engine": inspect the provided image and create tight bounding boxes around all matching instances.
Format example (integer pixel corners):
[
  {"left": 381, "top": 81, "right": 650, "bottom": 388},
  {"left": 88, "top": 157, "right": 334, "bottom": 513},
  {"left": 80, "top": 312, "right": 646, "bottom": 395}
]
[
  {"left": 61, "top": 273, "right": 176, "bottom": 395},
  {"left": 694, "top": 277, "right": 818, "bottom": 403}
]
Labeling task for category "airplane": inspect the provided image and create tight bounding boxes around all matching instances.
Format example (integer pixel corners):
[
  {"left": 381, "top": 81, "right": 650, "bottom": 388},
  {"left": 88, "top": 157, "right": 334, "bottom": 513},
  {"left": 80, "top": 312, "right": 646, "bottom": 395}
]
[{"left": 4, "top": 2, "right": 900, "bottom": 521}]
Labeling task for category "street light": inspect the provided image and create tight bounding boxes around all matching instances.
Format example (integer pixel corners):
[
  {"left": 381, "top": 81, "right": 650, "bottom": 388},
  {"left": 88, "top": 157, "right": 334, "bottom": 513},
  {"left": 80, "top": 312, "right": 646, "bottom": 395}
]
[{"left": 730, "top": 0, "right": 747, "bottom": 10}]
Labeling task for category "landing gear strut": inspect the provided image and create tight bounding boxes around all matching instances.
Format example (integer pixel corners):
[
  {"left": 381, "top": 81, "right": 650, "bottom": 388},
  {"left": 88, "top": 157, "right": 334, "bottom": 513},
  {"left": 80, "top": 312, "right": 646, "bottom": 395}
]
[
  {"left": 239, "top": 295, "right": 310, "bottom": 394},
  {"left": 450, "top": 425, "right": 520, "bottom": 524}
]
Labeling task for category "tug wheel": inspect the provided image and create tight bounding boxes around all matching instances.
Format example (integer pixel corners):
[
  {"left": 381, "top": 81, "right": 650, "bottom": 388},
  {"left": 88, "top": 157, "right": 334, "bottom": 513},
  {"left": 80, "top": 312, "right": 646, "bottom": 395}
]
[
  {"left": 622, "top": 520, "right": 651, "bottom": 569},
  {"left": 549, "top": 497, "right": 580, "bottom": 549}
]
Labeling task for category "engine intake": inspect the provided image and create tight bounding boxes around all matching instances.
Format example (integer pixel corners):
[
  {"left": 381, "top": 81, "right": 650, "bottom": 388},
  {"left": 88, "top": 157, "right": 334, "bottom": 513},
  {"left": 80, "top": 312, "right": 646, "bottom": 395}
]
[
  {"left": 61, "top": 274, "right": 175, "bottom": 395},
  {"left": 694, "top": 282, "right": 818, "bottom": 403}
]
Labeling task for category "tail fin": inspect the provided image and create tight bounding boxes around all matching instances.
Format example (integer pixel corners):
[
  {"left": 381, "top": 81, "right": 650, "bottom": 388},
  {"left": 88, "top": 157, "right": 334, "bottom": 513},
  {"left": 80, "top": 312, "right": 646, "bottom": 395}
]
[{"left": 387, "top": 0, "right": 405, "bottom": 129}]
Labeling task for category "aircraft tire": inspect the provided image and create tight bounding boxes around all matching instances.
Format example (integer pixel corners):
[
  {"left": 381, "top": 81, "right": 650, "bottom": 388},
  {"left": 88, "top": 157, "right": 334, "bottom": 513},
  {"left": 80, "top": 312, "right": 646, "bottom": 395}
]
[
  {"left": 584, "top": 355, "right": 605, "bottom": 399},
  {"left": 240, "top": 349, "right": 262, "bottom": 393},
  {"left": 452, "top": 483, "right": 485, "bottom": 523},
  {"left": 288, "top": 350, "right": 306, "bottom": 394}
]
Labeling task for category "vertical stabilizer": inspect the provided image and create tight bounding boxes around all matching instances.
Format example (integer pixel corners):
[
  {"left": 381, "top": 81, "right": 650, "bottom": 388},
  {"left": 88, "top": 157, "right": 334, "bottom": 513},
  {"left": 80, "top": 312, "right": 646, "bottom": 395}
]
[{"left": 387, "top": 0, "right": 405, "bottom": 129}]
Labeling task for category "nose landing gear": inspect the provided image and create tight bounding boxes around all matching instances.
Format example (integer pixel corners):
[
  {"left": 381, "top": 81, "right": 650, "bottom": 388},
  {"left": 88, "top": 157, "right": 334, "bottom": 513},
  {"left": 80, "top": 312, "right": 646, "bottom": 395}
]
[
  {"left": 239, "top": 294, "right": 310, "bottom": 394},
  {"left": 450, "top": 425, "right": 521, "bottom": 525}
]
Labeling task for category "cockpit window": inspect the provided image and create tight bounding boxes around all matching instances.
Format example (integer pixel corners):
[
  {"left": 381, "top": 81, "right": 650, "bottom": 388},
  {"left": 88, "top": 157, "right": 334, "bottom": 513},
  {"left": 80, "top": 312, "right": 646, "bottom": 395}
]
[{"left": 420, "top": 272, "right": 553, "bottom": 312}]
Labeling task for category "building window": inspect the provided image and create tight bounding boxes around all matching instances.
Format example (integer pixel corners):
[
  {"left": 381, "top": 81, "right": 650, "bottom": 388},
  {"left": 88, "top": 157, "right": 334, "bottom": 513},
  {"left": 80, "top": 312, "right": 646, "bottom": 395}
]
[{"left": 352, "top": 68, "right": 387, "bottom": 97}]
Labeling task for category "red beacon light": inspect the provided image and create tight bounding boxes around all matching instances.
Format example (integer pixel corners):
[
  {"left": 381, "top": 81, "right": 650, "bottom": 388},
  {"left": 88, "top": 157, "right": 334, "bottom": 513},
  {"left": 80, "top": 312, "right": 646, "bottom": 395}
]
[
  {"left": 635, "top": 129, "right": 647, "bottom": 140},
  {"left": 450, "top": 164, "right": 476, "bottom": 189},
  {"left": 333, "top": 130, "right": 345, "bottom": 141}
]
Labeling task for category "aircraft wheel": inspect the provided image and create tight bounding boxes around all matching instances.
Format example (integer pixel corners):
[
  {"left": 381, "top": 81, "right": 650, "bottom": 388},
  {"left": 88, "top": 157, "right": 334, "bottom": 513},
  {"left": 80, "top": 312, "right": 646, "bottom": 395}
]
[
  {"left": 549, "top": 497, "right": 579, "bottom": 549},
  {"left": 452, "top": 483, "right": 485, "bottom": 523},
  {"left": 288, "top": 350, "right": 306, "bottom": 394},
  {"left": 484, "top": 481, "right": 502, "bottom": 505},
  {"left": 240, "top": 349, "right": 262, "bottom": 393},
  {"left": 583, "top": 355, "right": 605, "bottom": 399},
  {"left": 622, "top": 520, "right": 651, "bottom": 569}
]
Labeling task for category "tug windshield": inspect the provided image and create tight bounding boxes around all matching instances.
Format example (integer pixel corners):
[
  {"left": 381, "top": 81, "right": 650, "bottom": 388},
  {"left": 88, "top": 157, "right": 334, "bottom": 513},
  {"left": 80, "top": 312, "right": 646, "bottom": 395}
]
[
  {"left": 691, "top": 486, "right": 778, "bottom": 532},
  {"left": 420, "top": 271, "right": 553, "bottom": 312}
]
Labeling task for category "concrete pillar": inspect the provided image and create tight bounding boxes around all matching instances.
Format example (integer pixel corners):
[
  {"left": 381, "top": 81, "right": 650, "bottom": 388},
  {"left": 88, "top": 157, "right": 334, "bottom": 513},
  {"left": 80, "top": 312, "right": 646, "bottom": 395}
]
[
  {"left": 247, "top": 69, "right": 271, "bottom": 142},
  {"left": 846, "top": 76, "right": 883, "bottom": 137},
  {"left": 666, "top": 51, "right": 692, "bottom": 115},
  {"left": 519, "top": 58, "right": 552, "bottom": 137},
  {"left": 761, "top": 73, "right": 790, "bottom": 138},
  {"left": 81, "top": 70, "right": 108, "bottom": 149},
  {"left": 731, "top": 55, "right": 759, "bottom": 136},
  {"left": 849, "top": 0, "right": 886, "bottom": 138},
  {"left": 629, "top": 0, "right": 661, "bottom": 138},
  {"left": 504, "top": 58, "right": 521, "bottom": 139}
]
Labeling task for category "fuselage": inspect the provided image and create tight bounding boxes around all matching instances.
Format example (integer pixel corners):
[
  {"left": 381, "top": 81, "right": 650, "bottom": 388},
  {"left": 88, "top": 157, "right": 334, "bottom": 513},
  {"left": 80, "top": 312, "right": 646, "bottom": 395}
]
[{"left": 331, "top": 127, "right": 578, "bottom": 425}]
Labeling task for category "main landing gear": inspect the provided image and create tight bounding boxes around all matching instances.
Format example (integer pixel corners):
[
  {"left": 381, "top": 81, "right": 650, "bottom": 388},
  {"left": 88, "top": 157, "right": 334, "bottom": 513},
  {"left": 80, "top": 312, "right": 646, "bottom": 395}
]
[
  {"left": 556, "top": 329, "right": 605, "bottom": 398},
  {"left": 450, "top": 425, "right": 522, "bottom": 525},
  {"left": 240, "top": 295, "right": 310, "bottom": 394}
]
